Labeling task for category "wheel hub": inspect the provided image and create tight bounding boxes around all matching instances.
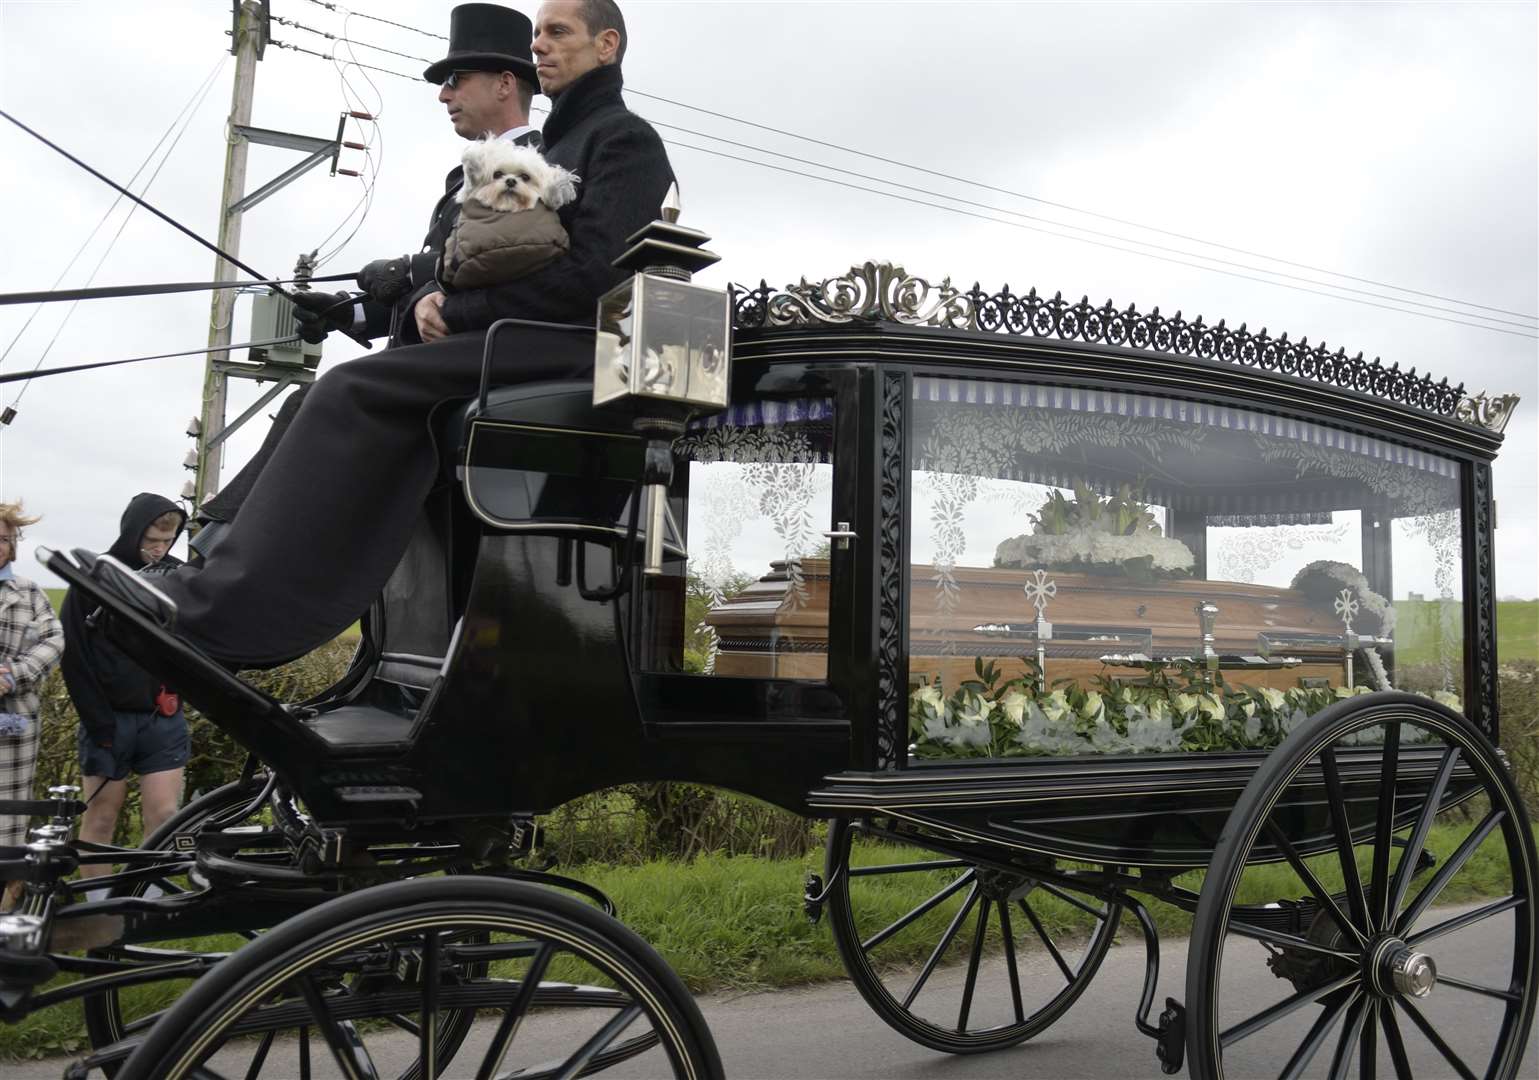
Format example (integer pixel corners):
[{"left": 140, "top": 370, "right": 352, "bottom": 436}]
[
  {"left": 1364, "top": 935, "right": 1437, "bottom": 999},
  {"left": 975, "top": 867, "right": 1031, "bottom": 901}
]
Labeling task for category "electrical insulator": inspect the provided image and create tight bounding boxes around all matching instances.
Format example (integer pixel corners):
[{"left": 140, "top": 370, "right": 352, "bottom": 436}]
[
  {"left": 343, "top": 141, "right": 367, "bottom": 150},
  {"left": 337, "top": 169, "right": 361, "bottom": 178},
  {"left": 0, "top": 406, "right": 15, "bottom": 427},
  {"left": 347, "top": 111, "right": 376, "bottom": 121},
  {"left": 180, "top": 480, "right": 197, "bottom": 500},
  {"left": 182, "top": 449, "right": 200, "bottom": 470},
  {"left": 186, "top": 416, "right": 202, "bottom": 437}
]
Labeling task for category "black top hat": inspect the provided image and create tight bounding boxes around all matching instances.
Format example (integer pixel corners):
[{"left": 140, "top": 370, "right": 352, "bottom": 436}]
[{"left": 422, "top": 4, "right": 537, "bottom": 86}]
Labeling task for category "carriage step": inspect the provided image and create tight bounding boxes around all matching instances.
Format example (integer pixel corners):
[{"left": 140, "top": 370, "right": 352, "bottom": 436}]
[{"left": 334, "top": 785, "right": 423, "bottom": 807}]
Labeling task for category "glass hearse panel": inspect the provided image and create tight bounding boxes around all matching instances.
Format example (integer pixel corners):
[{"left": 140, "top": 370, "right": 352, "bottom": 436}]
[
  {"left": 643, "top": 397, "right": 837, "bottom": 680},
  {"left": 902, "top": 376, "right": 1465, "bottom": 760}
]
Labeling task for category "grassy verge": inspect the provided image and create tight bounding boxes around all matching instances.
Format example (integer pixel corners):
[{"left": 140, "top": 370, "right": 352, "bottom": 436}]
[
  {"left": 2, "top": 821, "right": 1526, "bottom": 1062},
  {"left": 1395, "top": 599, "right": 1537, "bottom": 666}
]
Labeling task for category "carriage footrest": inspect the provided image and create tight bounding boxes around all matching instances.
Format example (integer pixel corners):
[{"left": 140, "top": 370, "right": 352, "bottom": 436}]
[{"left": 334, "top": 785, "right": 423, "bottom": 807}]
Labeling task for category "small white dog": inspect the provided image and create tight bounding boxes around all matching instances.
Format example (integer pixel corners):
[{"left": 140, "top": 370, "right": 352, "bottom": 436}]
[{"left": 458, "top": 137, "right": 579, "bottom": 213}]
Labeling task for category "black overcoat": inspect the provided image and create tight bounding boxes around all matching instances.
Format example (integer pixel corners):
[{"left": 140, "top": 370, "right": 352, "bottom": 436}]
[{"left": 159, "top": 64, "right": 674, "bottom": 667}]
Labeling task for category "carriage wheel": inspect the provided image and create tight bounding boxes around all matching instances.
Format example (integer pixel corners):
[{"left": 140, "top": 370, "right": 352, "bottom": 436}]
[
  {"left": 116, "top": 876, "right": 723, "bottom": 1080},
  {"left": 826, "top": 815, "right": 1121, "bottom": 1054},
  {"left": 1187, "top": 692, "right": 1538, "bottom": 1080},
  {"left": 80, "top": 779, "right": 479, "bottom": 1080}
]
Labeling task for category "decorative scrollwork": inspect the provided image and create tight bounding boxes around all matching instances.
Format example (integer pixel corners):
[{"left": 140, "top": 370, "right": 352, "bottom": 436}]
[
  {"left": 875, "top": 372, "right": 906, "bottom": 770},
  {"left": 732, "top": 262, "right": 1523, "bottom": 422},
  {"left": 1454, "top": 391, "right": 1521, "bottom": 434}
]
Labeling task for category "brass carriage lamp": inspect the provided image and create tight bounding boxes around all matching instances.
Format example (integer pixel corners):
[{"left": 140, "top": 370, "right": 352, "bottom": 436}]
[{"left": 593, "top": 185, "right": 732, "bottom": 574}]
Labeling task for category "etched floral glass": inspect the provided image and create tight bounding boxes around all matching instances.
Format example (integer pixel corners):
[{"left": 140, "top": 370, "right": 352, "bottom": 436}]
[{"left": 904, "top": 376, "right": 1466, "bottom": 759}]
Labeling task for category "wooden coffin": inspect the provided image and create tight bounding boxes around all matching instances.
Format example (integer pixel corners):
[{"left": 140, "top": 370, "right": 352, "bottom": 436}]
[{"left": 704, "top": 558, "right": 1355, "bottom": 691}]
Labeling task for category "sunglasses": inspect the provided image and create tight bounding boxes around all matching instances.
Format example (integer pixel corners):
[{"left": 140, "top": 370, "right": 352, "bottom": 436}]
[{"left": 441, "top": 70, "right": 489, "bottom": 91}]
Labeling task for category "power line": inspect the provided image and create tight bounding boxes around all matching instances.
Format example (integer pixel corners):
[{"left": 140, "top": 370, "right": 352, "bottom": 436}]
[
  {"left": 5, "top": 56, "right": 229, "bottom": 410},
  {"left": 627, "top": 87, "right": 1538, "bottom": 324},
  {"left": 0, "top": 57, "right": 227, "bottom": 373},
  {"left": 660, "top": 136, "right": 1538, "bottom": 341},
  {"left": 279, "top": 6, "right": 1536, "bottom": 331},
  {"left": 272, "top": 15, "right": 431, "bottom": 65},
  {"left": 269, "top": 38, "right": 418, "bottom": 82},
  {"left": 301, "top": 0, "right": 446, "bottom": 41},
  {"left": 637, "top": 113, "right": 1538, "bottom": 335}
]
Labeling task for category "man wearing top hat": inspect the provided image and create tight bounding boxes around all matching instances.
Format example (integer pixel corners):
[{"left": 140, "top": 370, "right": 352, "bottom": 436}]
[
  {"left": 158, "top": 0, "right": 678, "bottom": 668},
  {"left": 345, "top": 2, "right": 547, "bottom": 346},
  {"left": 196, "top": 2, "right": 546, "bottom": 540}
]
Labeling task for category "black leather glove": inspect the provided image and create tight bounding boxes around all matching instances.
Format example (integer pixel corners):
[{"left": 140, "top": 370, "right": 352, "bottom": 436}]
[
  {"left": 291, "top": 290, "right": 357, "bottom": 344},
  {"left": 358, "top": 257, "right": 413, "bottom": 304}
]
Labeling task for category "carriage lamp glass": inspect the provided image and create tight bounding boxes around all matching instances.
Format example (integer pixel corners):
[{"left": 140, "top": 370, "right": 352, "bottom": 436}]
[{"left": 593, "top": 274, "right": 731, "bottom": 410}]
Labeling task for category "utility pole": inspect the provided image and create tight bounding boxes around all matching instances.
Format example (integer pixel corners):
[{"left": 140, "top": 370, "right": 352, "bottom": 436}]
[{"left": 194, "top": 0, "right": 266, "bottom": 515}]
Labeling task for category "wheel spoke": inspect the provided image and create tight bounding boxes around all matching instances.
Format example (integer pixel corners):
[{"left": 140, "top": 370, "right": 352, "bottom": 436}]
[
  {"left": 1436, "top": 972, "right": 1522, "bottom": 1002},
  {"left": 242, "top": 1030, "right": 275, "bottom": 1080},
  {"left": 1019, "top": 898, "right": 1074, "bottom": 983},
  {"left": 1321, "top": 747, "right": 1372, "bottom": 932},
  {"left": 1369, "top": 723, "right": 1402, "bottom": 932},
  {"left": 1276, "top": 989, "right": 1352, "bottom": 1080},
  {"left": 478, "top": 942, "right": 556, "bottom": 1080},
  {"left": 420, "top": 929, "right": 440, "bottom": 1080},
  {"left": 1037, "top": 882, "right": 1110, "bottom": 921},
  {"left": 956, "top": 898, "right": 990, "bottom": 1031},
  {"left": 901, "top": 883, "right": 980, "bottom": 1009},
  {"left": 1358, "top": 999, "right": 1377, "bottom": 1080},
  {"left": 1264, "top": 820, "right": 1366, "bottom": 946},
  {"left": 1407, "top": 894, "right": 1524, "bottom": 948},
  {"left": 1398, "top": 998, "right": 1479, "bottom": 1080},
  {"left": 1225, "top": 919, "right": 1357, "bottom": 960},
  {"left": 1326, "top": 992, "right": 1368, "bottom": 1080},
  {"left": 1220, "top": 971, "right": 1359, "bottom": 1048},
  {"left": 299, "top": 1024, "right": 311, "bottom": 1080},
  {"left": 1398, "top": 809, "right": 1504, "bottom": 933},
  {"left": 1380, "top": 1000, "right": 1414, "bottom": 1080},
  {"left": 860, "top": 869, "right": 975, "bottom": 953},
  {"left": 296, "top": 975, "right": 381, "bottom": 1080},
  {"left": 1388, "top": 745, "right": 1459, "bottom": 923},
  {"left": 552, "top": 1002, "right": 644, "bottom": 1080},
  {"left": 997, "top": 901, "right": 1025, "bottom": 1024}
]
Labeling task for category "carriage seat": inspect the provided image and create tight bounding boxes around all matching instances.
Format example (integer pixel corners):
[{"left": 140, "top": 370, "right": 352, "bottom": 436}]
[{"left": 448, "top": 379, "right": 645, "bottom": 535}]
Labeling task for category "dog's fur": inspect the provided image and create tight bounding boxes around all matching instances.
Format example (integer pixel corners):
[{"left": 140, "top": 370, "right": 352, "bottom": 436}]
[{"left": 458, "top": 137, "right": 579, "bottom": 213}]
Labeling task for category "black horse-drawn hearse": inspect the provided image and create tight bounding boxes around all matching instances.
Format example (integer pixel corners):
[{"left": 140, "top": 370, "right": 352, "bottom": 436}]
[{"left": 2, "top": 225, "right": 1532, "bottom": 1079}]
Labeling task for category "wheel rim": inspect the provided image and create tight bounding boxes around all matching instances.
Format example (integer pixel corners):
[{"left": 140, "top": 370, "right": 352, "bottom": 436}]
[
  {"left": 1189, "top": 697, "right": 1538, "bottom": 1079},
  {"left": 118, "top": 877, "right": 720, "bottom": 1080},
  {"left": 828, "top": 816, "right": 1121, "bottom": 1053},
  {"left": 82, "top": 782, "right": 480, "bottom": 1080}
]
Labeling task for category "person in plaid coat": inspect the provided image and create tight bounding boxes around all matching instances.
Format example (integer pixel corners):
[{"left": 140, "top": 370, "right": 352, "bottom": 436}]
[{"left": 1, "top": 500, "right": 65, "bottom": 904}]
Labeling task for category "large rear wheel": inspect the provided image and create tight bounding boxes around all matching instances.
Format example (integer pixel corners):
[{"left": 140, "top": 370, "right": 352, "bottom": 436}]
[
  {"left": 1187, "top": 693, "right": 1538, "bottom": 1079},
  {"left": 826, "top": 815, "right": 1121, "bottom": 1054}
]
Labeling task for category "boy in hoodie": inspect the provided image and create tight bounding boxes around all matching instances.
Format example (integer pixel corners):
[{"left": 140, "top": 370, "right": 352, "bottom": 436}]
[{"left": 61, "top": 494, "right": 188, "bottom": 871}]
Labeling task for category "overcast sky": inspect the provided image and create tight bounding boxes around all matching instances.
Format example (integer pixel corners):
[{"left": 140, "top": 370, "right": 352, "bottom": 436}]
[{"left": 1, "top": 1, "right": 1535, "bottom": 610}]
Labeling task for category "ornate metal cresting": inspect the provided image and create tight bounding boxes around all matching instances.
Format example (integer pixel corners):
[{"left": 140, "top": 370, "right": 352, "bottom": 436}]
[
  {"left": 1024, "top": 568, "right": 1057, "bottom": 679},
  {"left": 732, "top": 261, "right": 1518, "bottom": 422}
]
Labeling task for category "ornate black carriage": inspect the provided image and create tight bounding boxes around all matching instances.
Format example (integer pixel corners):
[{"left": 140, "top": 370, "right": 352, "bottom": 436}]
[{"left": 2, "top": 252, "right": 1532, "bottom": 1079}]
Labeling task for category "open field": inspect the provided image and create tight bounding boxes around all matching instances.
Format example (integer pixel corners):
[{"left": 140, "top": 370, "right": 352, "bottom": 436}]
[{"left": 1395, "top": 598, "right": 1538, "bottom": 665}]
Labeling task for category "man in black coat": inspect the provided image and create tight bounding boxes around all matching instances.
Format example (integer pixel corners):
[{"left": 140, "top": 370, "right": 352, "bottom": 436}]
[
  {"left": 195, "top": 3, "right": 544, "bottom": 539},
  {"left": 158, "top": 0, "right": 675, "bottom": 666},
  {"left": 61, "top": 494, "right": 189, "bottom": 869}
]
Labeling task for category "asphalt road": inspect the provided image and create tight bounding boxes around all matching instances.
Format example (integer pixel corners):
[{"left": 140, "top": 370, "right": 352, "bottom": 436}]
[{"left": 10, "top": 905, "right": 1536, "bottom": 1079}]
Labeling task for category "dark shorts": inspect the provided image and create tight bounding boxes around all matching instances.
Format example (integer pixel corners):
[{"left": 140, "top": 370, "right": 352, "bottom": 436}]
[{"left": 78, "top": 710, "right": 190, "bottom": 782}]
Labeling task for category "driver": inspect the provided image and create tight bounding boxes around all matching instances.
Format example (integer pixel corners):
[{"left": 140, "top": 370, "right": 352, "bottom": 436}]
[
  {"left": 194, "top": 2, "right": 545, "bottom": 550},
  {"left": 155, "top": 0, "right": 674, "bottom": 667}
]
